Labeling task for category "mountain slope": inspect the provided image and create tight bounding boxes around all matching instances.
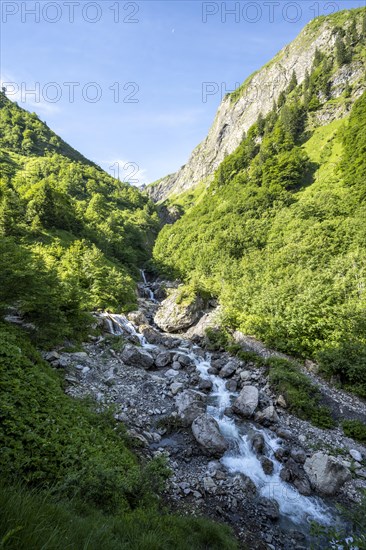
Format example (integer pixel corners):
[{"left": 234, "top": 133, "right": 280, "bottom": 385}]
[
  {"left": 153, "top": 7, "right": 366, "bottom": 397},
  {"left": 147, "top": 7, "right": 366, "bottom": 202},
  {"left": 0, "top": 93, "right": 159, "bottom": 342}
]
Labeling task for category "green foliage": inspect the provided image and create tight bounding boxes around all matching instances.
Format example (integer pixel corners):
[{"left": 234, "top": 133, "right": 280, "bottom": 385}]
[
  {"left": 267, "top": 358, "right": 334, "bottom": 428},
  {"left": 153, "top": 60, "right": 366, "bottom": 397},
  {"left": 0, "top": 483, "right": 237, "bottom": 550},
  {"left": 204, "top": 327, "right": 231, "bottom": 351},
  {"left": 342, "top": 420, "right": 366, "bottom": 443},
  {"left": 0, "top": 93, "right": 159, "bottom": 344},
  {"left": 317, "top": 342, "right": 366, "bottom": 398}
]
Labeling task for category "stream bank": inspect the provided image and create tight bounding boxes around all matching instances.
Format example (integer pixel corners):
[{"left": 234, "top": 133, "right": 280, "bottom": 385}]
[{"left": 44, "top": 274, "right": 366, "bottom": 549}]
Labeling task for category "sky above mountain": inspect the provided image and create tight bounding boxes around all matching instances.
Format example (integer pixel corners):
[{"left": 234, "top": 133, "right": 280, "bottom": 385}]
[{"left": 1, "top": 0, "right": 365, "bottom": 185}]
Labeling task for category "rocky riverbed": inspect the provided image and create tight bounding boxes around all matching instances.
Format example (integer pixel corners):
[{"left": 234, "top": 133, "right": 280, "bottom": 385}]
[{"left": 43, "top": 276, "right": 366, "bottom": 549}]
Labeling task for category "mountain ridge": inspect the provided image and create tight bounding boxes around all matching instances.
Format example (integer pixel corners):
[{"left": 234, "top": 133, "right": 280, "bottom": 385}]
[{"left": 147, "top": 7, "right": 366, "bottom": 202}]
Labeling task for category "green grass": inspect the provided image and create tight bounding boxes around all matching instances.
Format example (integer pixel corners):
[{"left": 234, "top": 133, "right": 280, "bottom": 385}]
[
  {"left": 267, "top": 358, "right": 334, "bottom": 428},
  {"left": 342, "top": 420, "right": 366, "bottom": 443},
  {"left": 0, "top": 484, "right": 237, "bottom": 550}
]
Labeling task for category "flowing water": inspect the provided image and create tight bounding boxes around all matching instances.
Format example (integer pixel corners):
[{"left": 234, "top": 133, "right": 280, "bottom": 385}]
[{"left": 104, "top": 272, "right": 334, "bottom": 532}]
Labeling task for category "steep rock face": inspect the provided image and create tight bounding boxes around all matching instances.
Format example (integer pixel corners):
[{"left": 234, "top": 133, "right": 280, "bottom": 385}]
[{"left": 147, "top": 12, "right": 364, "bottom": 202}]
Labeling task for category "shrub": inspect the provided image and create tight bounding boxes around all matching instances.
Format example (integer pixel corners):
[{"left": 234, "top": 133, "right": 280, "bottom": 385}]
[{"left": 342, "top": 420, "right": 366, "bottom": 443}]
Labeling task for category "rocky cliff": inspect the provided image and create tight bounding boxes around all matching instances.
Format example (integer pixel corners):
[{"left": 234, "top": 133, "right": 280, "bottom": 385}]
[{"left": 147, "top": 8, "right": 365, "bottom": 202}]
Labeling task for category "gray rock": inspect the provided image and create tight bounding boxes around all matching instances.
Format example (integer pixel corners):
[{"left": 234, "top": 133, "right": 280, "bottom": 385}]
[
  {"left": 122, "top": 345, "right": 154, "bottom": 370},
  {"left": 291, "top": 449, "right": 307, "bottom": 464},
  {"left": 138, "top": 325, "right": 163, "bottom": 345},
  {"left": 259, "top": 497, "right": 280, "bottom": 521},
  {"left": 191, "top": 414, "right": 228, "bottom": 457},
  {"left": 155, "top": 351, "right": 172, "bottom": 368},
  {"left": 304, "top": 452, "right": 352, "bottom": 496},
  {"left": 154, "top": 289, "right": 204, "bottom": 332},
  {"left": 165, "top": 369, "right": 179, "bottom": 379},
  {"left": 199, "top": 377, "right": 213, "bottom": 391},
  {"left": 219, "top": 361, "right": 237, "bottom": 378},
  {"left": 349, "top": 449, "right": 363, "bottom": 463},
  {"left": 276, "top": 395, "right": 287, "bottom": 408},
  {"left": 127, "top": 311, "right": 148, "bottom": 326},
  {"left": 255, "top": 405, "right": 279, "bottom": 426},
  {"left": 261, "top": 457, "right": 274, "bottom": 475},
  {"left": 170, "top": 382, "right": 184, "bottom": 395},
  {"left": 249, "top": 432, "right": 265, "bottom": 454},
  {"left": 175, "top": 390, "right": 206, "bottom": 426},
  {"left": 233, "top": 385, "right": 259, "bottom": 417},
  {"left": 225, "top": 379, "right": 237, "bottom": 392},
  {"left": 45, "top": 351, "right": 60, "bottom": 362},
  {"left": 172, "top": 361, "right": 182, "bottom": 370}
]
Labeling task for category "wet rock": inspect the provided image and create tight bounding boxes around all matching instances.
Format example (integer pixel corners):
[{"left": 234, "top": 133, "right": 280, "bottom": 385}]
[
  {"left": 176, "top": 354, "right": 193, "bottom": 367},
  {"left": 199, "top": 377, "right": 213, "bottom": 391},
  {"left": 291, "top": 449, "right": 307, "bottom": 464},
  {"left": 255, "top": 405, "right": 279, "bottom": 426},
  {"left": 172, "top": 361, "right": 182, "bottom": 370},
  {"left": 155, "top": 351, "right": 172, "bottom": 368},
  {"left": 191, "top": 414, "right": 228, "bottom": 457},
  {"left": 175, "top": 390, "right": 206, "bottom": 426},
  {"left": 225, "top": 379, "right": 237, "bottom": 392},
  {"left": 304, "top": 452, "right": 352, "bottom": 496},
  {"left": 127, "top": 311, "right": 148, "bottom": 326},
  {"left": 233, "top": 385, "right": 259, "bottom": 417},
  {"left": 261, "top": 456, "right": 274, "bottom": 475},
  {"left": 249, "top": 432, "right": 265, "bottom": 454},
  {"left": 280, "top": 458, "right": 312, "bottom": 496},
  {"left": 219, "top": 361, "right": 237, "bottom": 378},
  {"left": 207, "top": 367, "right": 219, "bottom": 375},
  {"left": 259, "top": 497, "right": 280, "bottom": 521},
  {"left": 122, "top": 345, "right": 154, "bottom": 370},
  {"left": 274, "top": 447, "right": 290, "bottom": 462},
  {"left": 276, "top": 427, "right": 293, "bottom": 441},
  {"left": 349, "top": 449, "right": 363, "bottom": 463},
  {"left": 154, "top": 289, "right": 204, "bottom": 332},
  {"left": 139, "top": 325, "right": 163, "bottom": 345}
]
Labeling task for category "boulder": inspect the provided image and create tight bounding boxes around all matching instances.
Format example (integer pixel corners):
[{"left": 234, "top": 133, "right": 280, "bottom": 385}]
[
  {"left": 127, "top": 311, "right": 148, "bottom": 326},
  {"left": 349, "top": 449, "right": 363, "bottom": 463},
  {"left": 291, "top": 449, "right": 307, "bottom": 464},
  {"left": 249, "top": 432, "right": 265, "bottom": 454},
  {"left": 155, "top": 351, "right": 172, "bottom": 368},
  {"left": 255, "top": 405, "right": 279, "bottom": 426},
  {"left": 191, "top": 414, "right": 228, "bottom": 457},
  {"left": 280, "top": 458, "right": 312, "bottom": 496},
  {"left": 175, "top": 390, "right": 206, "bottom": 426},
  {"left": 185, "top": 308, "right": 221, "bottom": 339},
  {"left": 122, "top": 345, "right": 154, "bottom": 370},
  {"left": 199, "top": 377, "right": 213, "bottom": 391},
  {"left": 261, "top": 456, "right": 274, "bottom": 475},
  {"left": 219, "top": 361, "right": 237, "bottom": 378},
  {"left": 304, "top": 452, "right": 352, "bottom": 496},
  {"left": 138, "top": 325, "right": 163, "bottom": 345},
  {"left": 154, "top": 289, "right": 204, "bottom": 332},
  {"left": 233, "top": 386, "right": 259, "bottom": 417},
  {"left": 276, "top": 395, "right": 287, "bottom": 408}
]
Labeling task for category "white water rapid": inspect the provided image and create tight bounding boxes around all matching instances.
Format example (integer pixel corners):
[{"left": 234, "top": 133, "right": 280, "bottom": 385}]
[{"left": 103, "top": 272, "right": 333, "bottom": 532}]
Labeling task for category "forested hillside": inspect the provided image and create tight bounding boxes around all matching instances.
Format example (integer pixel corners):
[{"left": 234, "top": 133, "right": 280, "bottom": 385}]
[
  {"left": 0, "top": 92, "right": 159, "bottom": 343},
  {"left": 0, "top": 93, "right": 238, "bottom": 549},
  {"left": 153, "top": 10, "right": 366, "bottom": 397}
]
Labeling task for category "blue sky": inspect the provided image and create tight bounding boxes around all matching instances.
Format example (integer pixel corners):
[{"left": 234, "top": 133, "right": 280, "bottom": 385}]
[{"left": 1, "top": 0, "right": 365, "bottom": 185}]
